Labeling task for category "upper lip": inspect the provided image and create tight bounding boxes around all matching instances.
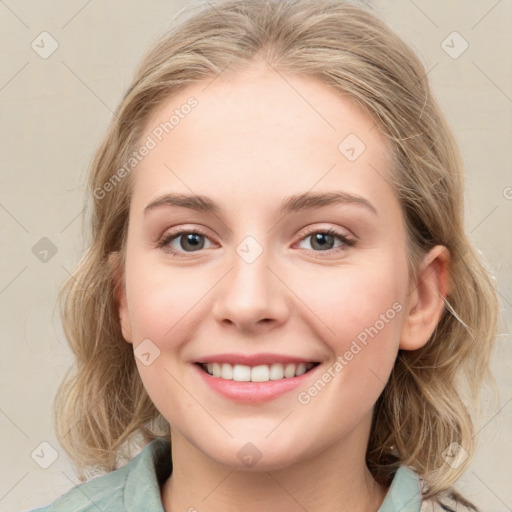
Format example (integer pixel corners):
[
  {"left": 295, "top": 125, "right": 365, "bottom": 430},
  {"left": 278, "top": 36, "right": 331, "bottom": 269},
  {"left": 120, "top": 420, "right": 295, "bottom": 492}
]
[{"left": 195, "top": 353, "right": 320, "bottom": 366}]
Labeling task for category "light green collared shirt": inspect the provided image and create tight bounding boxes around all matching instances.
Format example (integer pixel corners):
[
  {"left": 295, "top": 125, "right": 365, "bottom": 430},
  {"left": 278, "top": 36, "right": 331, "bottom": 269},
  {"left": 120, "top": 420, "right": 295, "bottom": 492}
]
[{"left": 28, "top": 438, "right": 448, "bottom": 512}]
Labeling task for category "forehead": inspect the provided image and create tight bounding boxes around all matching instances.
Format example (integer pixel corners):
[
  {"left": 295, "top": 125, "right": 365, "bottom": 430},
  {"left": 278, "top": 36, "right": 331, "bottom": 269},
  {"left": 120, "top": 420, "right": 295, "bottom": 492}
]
[{"left": 131, "top": 64, "right": 395, "bottom": 214}]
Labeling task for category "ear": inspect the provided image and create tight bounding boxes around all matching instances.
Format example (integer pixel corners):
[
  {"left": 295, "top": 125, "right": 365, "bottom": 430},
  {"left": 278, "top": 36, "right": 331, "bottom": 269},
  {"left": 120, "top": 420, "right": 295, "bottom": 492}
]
[
  {"left": 108, "top": 251, "right": 133, "bottom": 344},
  {"left": 399, "top": 245, "right": 450, "bottom": 351}
]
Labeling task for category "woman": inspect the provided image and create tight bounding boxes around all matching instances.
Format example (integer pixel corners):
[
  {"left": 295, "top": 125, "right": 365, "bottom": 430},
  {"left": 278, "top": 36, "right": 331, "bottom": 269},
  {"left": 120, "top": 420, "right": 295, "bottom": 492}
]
[{"left": 29, "top": 0, "right": 498, "bottom": 510}]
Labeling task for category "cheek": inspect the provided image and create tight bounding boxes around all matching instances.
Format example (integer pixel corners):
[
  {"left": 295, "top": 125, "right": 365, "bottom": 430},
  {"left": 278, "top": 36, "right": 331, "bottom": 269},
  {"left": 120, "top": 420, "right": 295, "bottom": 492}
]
[
  {"left": 124, "top": 261, "right": 214, "bottom": 342},
  {"left": 291, "top": 255, "right": 407, "bottom": 408},
  {"left": 293, "top": 258, "right": 406, "bottom": 348},
  {"left": 294, "top": 270, "right": 405, "bottom": 420}
]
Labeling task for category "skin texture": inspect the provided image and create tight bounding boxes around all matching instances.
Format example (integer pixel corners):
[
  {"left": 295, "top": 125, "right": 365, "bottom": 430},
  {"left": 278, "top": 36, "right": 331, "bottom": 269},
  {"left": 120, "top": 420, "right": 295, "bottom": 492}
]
[{"left": 110, "top": 61, "right": 450, "bottom": 512}]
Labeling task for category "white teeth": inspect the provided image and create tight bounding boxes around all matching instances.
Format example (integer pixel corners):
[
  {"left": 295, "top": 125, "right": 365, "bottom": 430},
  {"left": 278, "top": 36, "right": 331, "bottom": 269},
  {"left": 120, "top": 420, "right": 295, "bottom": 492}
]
[
  {"left": 232, "top": 364, "right": 251, "bottom": 381},
  {"left": 221, "top": 363, "right": 233, "bottom": 380},
  {"left": 284, "top": 363, "right": 296, "bottom": 378},
  {"left": 295, "top": 362, "right": 307, "bottom": 376},
  {"left": 202, "top": 362, "right": 316, "bottom": 382},
  {"left": 269, "top": 363, "right": 284, "bottom": 380},
  {"left": 251, "top": 365, "right": 269, "bottom": 382},
  {"left": 212, "top": 362, "right": 221, "bottom": 377}
]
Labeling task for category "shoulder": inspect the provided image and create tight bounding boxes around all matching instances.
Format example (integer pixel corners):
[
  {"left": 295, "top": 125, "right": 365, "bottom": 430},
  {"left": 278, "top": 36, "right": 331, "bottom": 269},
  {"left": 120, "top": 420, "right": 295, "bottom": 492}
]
[
  {"left": 418, "top": 477, "right": 477, "bottom": 512},
  {"left": 421, "top": 494, "right": 477, "bottom": 512},
  {"left": 25, "top": 467, "right": 129, "bottom": 512},
  {"left": 378, "top": 465, "right": 477, "bottom": 512},
  {"left": 26, "top": 438, "right": 172, "bottom": 512},
  {"left": 421, "top": 498, "right": 473, "bottom": 511}
]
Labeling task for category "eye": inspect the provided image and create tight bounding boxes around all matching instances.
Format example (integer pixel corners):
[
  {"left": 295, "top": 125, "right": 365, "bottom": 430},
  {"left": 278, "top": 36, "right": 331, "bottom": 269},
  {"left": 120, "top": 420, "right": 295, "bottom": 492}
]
[
  {"left": 157, "top": 226, "right": 355, "bottom": 258},
  {"left": 157, "top": 228, "right": 214, "bottom": 257},
  {"left": 297, "top": 227, "right": 355, "bottom": 254}
]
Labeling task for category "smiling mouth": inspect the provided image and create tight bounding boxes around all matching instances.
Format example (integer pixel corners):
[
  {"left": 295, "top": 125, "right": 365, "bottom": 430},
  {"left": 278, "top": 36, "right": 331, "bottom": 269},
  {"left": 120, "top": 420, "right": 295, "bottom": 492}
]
[{"left": 196, "top": 361, "right": 320, "bottom": 383}]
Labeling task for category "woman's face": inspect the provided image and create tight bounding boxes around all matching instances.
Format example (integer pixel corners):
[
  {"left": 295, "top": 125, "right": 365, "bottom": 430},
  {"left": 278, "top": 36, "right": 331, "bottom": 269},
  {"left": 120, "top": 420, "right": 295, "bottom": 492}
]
[{"left": 113, "top": 62, "right": 438, "bottom": 470}]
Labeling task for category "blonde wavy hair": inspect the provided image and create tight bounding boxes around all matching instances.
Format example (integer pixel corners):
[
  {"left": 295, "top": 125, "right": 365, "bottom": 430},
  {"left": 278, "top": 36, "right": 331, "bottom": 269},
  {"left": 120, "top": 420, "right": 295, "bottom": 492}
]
[{"left": 54, "top": 0, "right": 499, "bottom": 506}]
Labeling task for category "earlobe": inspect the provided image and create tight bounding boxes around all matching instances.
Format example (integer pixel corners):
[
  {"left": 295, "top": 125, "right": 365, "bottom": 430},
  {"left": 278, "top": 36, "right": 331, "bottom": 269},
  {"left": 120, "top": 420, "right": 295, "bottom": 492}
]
[
  {"left": 399, "top": 245, "right": 450, "bottom": 351},
  {"left": 107, "top": 252, "right": 133, "bottom": 344}
]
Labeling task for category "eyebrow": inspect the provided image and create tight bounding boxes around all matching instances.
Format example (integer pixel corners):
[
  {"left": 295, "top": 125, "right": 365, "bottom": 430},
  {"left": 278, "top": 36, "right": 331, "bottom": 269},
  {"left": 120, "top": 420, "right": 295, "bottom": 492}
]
[{"left": 143, "top": 191, "right": 378, "bottom": 217}]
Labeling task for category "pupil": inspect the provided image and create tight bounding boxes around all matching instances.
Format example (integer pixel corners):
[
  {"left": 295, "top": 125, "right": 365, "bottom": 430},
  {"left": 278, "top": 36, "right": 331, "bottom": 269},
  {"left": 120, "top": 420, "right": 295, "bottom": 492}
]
[
  {"left": 179, "top": 233, "right": 335, "bottom": 252},
  {"left": 312, "top": 233, "right": 333, "bottom": 251},
  {"left": 182, "top": 233, "right": 204, "bottom": 251}
]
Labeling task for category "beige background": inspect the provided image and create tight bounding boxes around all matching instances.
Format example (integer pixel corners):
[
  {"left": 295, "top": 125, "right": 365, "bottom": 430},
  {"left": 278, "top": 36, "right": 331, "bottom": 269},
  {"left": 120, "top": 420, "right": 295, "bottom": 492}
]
[{"left": 0, "top": 0, "right": 510, "bottom": 510}]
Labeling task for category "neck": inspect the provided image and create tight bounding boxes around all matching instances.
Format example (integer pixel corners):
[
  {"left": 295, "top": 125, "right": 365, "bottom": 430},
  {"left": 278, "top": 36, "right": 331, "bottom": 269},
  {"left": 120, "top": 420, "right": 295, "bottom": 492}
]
[{"left": 161, "top": 420, "right": 388, "bottom": 512}]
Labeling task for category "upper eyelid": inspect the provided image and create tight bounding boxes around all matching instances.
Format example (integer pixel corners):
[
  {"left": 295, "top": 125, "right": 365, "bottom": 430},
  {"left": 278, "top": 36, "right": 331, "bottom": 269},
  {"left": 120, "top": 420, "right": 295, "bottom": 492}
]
[
  {"left": 161, "top": 225, "right": 354, "bottom": 249},
  {"left": 296, "top": 224, "right": 353, "bottom": 239},
  {"left": 162, "top": 224, "right": 352, "bottom": 238}
]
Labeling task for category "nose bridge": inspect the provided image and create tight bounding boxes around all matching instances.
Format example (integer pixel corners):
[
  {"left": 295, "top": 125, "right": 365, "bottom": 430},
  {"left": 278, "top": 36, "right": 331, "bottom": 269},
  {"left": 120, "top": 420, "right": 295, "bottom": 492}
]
[{"left": 212, "top": 233, "right": 288, "bottom": 329}]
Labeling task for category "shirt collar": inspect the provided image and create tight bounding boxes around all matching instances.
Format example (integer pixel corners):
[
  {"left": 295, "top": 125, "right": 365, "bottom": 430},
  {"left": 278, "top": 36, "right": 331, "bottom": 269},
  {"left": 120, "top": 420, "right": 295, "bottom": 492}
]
[
  {"left": 377, "top": 465, "right": 423, "bottom": 512},
  {"left": 124, "top": 437, "right": 171, "bottom": 512},
  {"left": 125, "top": 438, "right": 422, "bottom": 512}
]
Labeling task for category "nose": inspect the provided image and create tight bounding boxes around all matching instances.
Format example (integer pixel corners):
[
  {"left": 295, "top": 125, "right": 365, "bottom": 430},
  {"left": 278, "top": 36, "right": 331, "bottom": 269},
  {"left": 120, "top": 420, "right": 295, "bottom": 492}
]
[{"left": 211, "top": 244, "right": 290, "bottom": 332}]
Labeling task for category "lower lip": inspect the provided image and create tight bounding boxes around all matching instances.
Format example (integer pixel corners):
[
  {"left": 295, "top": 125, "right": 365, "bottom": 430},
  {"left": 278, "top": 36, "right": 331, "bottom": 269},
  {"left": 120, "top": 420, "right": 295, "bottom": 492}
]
[{"left": 193, "top": 363, "right": 319, "bottom": 403}]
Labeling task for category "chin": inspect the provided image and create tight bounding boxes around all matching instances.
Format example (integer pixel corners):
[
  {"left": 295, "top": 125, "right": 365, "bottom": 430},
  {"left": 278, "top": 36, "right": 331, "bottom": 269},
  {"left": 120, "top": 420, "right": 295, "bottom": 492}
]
[{"left": 206, "top": 440, "right": 303, "bottom": 472}]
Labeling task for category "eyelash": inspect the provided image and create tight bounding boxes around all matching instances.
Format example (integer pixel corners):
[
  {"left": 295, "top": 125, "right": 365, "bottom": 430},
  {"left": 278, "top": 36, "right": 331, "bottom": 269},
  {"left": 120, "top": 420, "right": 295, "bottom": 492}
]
[{"left": 157, "top": 227, "right": 356, "bottom": 258}]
